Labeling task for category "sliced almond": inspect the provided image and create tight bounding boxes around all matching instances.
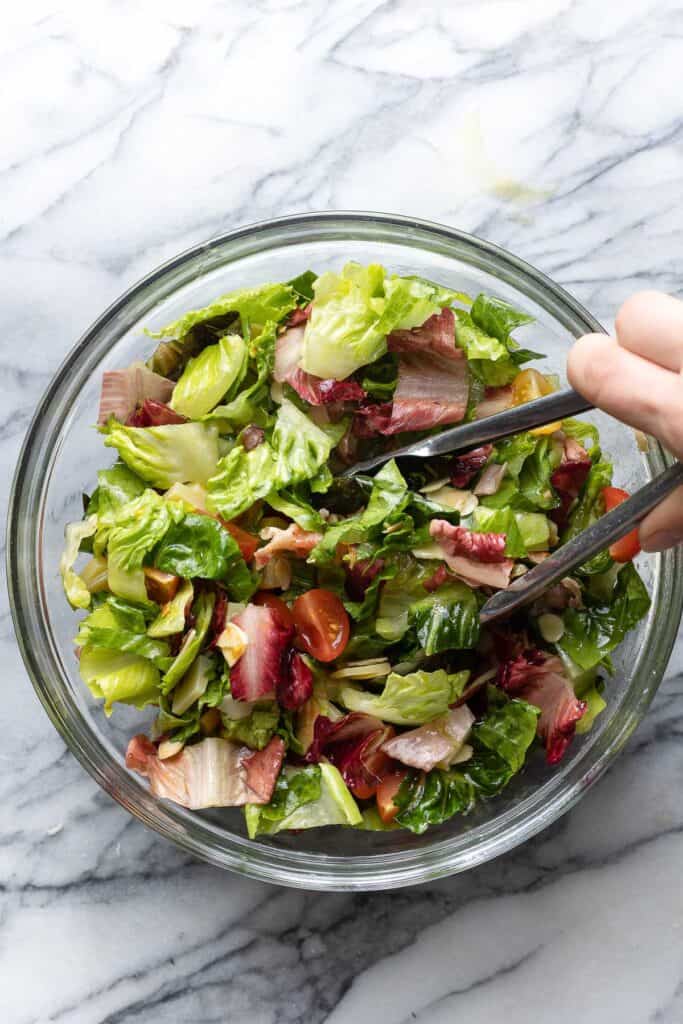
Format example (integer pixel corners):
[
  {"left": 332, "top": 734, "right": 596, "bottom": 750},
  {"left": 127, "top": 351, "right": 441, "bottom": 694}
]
[{"left": 158, "top": 739, "right": 184, "bottom": 760}]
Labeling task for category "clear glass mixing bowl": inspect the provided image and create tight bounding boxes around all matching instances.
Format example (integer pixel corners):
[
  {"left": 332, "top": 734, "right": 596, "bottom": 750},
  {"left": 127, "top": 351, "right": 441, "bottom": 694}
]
[{"left": 8, "top": 213, "right": 682, "bottom": 890}]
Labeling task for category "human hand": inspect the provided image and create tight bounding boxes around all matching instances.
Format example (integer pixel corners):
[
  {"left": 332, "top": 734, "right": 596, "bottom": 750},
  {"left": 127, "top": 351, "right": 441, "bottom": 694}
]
[{"left": 567, "top": 291, "right": 683, "bottom": 553}]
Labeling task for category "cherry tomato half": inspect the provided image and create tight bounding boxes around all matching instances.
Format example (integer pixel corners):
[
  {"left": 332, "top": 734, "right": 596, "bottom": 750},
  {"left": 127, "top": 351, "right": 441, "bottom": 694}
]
[
  {"left": 376, "top": 769, "right": 408, "bottom": 823},
  {"left": 601, "top": 486, "right": 641, "bottom": 562},
  {"left": 253, "top": 592, "right": 294, "bottom": 629},
  {"left": 220, "top": 519, "right": 260, "bottom": 562},
  {"left": 291, "top": 589, "right": 350, "bottom": 662},
  {"left": 511, "top": 369, "right": 562, "bottom": 435}
]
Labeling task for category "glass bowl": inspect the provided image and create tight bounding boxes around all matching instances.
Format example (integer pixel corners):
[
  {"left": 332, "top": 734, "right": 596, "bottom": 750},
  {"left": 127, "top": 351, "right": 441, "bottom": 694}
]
[{"left": 8, "top": 212, "right": 682, "bottom": 891}]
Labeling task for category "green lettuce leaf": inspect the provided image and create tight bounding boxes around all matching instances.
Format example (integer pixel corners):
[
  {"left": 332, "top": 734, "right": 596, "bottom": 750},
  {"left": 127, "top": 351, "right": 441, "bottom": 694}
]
[
  {"left": 454, "top": 309, "right": 518, "bottom": 386},
  {"left": 309, "top": 460, "right": 408, "bottom": 564},
  {"left": 558, "top": 562, "right": 650, "bottom": 671},
  {"left": 375, "top": 555, "right": 431, "bottom": 642},
  {"left": 395, "top": 769, "right": 476, "bottom": 834},
  {"left": 339, "top": 669, "right": 469, "bottom": 726},
  {"left": 205, "top": 322, "right": 277, "bottom": 429},
  {"left": 408, "top": 582, "right": 480, "bottom": 655},
  {"left": 301, "top": 263, "right": 448, "bottom": 379},
  {"left": 472, "top": 506, "right": 551, "bottom": 556},
  {"left": 104, "top": 422, "right": 221, "bottom": 489},
  {"left": 79, "top": 646, "right": 160, "bottom": 716},
  {"left": 60, "top": 515, "right": 98, "bottom": 609},
  {"left": 105, "top": 490, "right": 183, "bottom": 603},
  {"left": 152, "top": 512, "right": 256, "bottom": 601},
  {"left": 206, "top": 400, "right": 342, "bottom": 521},
  {"left": 361, "top": 352, "right": 398, "bottom": 401},
  {"left": 469, "top": 698, "right": 539, "bottom": 782},
  {"left": 151, "top": 283, "right": 296, "bottom": 341},
  {"left": 147, "top": 579, "right": 194, "bottom": 637},
  {"left": 161, "top": 590, "right": 216, "bottom": 694},
  {"left": 470, "top": 293, "right": 534, "bottom": 344},
  {"left": 266, "top": 489, "right": 324, "bottom": 531},
  {"left": 87, "top": 463, "right": 146, "bottom": 519},
  {"left": 287, "top": 270, "right": 317, "bottom": 304},
  {"left": 170, "top": 335, "right": 247, "bottom": 419},
  {"left": 75, "top": 598, "right": 170, "bottom": 664},
  {"left": 245, "top": 763, "right": 361, "bottom": 837},
  {"left": 562, "top": 460, "right": 613, "bottom": 543},
  {"left": 221, "top": 707, "right": 280, "bottom": 750}
]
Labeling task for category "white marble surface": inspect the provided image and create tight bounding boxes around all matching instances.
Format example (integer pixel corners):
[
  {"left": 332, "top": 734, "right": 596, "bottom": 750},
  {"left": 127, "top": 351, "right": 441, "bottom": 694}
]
[{"left": 3, "top": 2, "right": 683, "bottom": 1021}]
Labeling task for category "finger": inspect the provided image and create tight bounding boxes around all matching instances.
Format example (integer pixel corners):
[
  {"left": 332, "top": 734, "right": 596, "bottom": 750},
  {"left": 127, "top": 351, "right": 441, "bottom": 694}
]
[
  {"left": 639, "top": 485, "right": 683, "bottom": 552},
  {"left": 615, "top": 291, "right": 683, "bottom": 373},
  {"left": 567, "top": 333, "right": 683, "bottom": 460}
]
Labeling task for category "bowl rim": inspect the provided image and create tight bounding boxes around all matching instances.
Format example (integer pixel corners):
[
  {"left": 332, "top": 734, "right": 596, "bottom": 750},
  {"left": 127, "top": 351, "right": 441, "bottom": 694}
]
[{"left": 8, "top": 210, "right": 682, "bottom": 890}]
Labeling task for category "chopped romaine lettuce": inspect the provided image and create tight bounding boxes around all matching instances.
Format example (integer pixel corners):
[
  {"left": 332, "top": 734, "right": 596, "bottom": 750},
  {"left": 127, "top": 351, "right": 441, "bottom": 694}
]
[
  {"left": 104, "top": 421, "right": 221, "bottom": 489},
  {"left": 147, "top": 579, "right": 194, "bottom": 637},
  {"left": 558, "top": 562, "right": 650, "bottom": 671},
  {"left": 60, "top": 515, "right": 98, "bottom": 609},
  {"left": 79, "top": 646, "right": 160, "bottom": 716},
  {"left": 408, "top": 582, "right": 480, "bottom": 654},
  {"left": 162, "top": 590, "right": 216, "bottom": 694},
  {"left": 339, "top": 669, "right": 469, "bottom": 726},
  {"left": 170, "top": 335, "right": 247, "bottom": 419},
  {"left": 152, "top": 512, "right": 256, "bottom": 601},
  {"left": 151, "top": 283, "right": 297, "bottom": 342},
  {"left": 221, "top": 707, "right": 279, "bottom": 750},
  {"left": 245, "top": 763, "right": 361, "bottom": 837}
]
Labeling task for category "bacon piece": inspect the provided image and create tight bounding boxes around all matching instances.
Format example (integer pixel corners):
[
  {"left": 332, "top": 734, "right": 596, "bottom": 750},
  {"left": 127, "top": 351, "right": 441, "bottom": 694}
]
[
  {"left": 98, "top": 364, "right": 175, "bottom": 425},
  {"left": 354, "top": 350, "right": 468, "bottom": 436},
  {"left": 381, "top": 706, "right": 475, "bottom": 771},
  {"left": 277, "top": 651, "right": 314, "bottom": 711},
  {"left": 429, "top": 519, "right": 507, "bottom": 563},
  {"left": 498, "top": 651, "right": 587, "bottom": 764},
  {"left": 254, "top": 523, "right": 323, "bottom": 569},
  {"left": 449, "top": 445, "right": 493, "bottom": 488},
  {"left": 125, "top": 735, "right": 284, "bottom": 807},
  {"left": 230, "top": 604, "right": 293, "bottom": 701},
  {"left": 274, "top": 326, "right": 366, "bottom": 405},
  {"left": 474, "top": 385, "right": 513, "bottom": 419},
  {"left": 388, "top": 308, "right": 459, "bottom": 361}
]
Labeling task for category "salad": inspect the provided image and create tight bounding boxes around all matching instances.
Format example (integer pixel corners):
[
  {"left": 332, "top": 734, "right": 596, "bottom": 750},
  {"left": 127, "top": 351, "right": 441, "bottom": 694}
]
[{"left": 60, "top": 263, "right": 650, "bottom": 837}]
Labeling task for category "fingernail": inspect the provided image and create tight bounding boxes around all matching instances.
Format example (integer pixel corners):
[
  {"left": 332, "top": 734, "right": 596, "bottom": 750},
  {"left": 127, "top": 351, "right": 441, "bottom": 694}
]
[{"left": 640, "top": 531, "right": 683, "bottom": 552}]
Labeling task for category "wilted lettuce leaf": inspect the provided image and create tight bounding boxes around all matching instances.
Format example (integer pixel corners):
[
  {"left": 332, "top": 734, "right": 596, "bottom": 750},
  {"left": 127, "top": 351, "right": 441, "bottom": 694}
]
[
  {"left": 470, "top": 698, "right": 539, "bottom": 778},
  {"left": 104, "top": 421, "right": 221, "bottom": 489},
  {"left": 558, "top": 562, "right": 650, "bottom": 671},
  {"left": 472, "top": 506, "right": 551, "bottom": 556},
  {"left": 408, "top": 582, "right": 480, "bottom": 654},
  {"left": 170, "top": 335, "right": 247, "bottom": 419},
  {"left": 361, "top": 352, "right": 398, "bottom": 401},
  {"left": 153, "top": 512, "right": 256, "bottom": 602},
  {"left": 339, "top": 668, "right": 469, "bottom": 726},
  {"left": 266, "top": 488, "right": 324, "bottom": 531},
  {"left": 562, "top": 460, "right": 613, "bottom": 543},
  {"left": 454, "top": 309, "right": 518, "bottom": 386},
  {"left": 150, "top": 283, "right": 297, "bottom": 341},
  {"left": 108, "top": 491, "right": 182, "bottom": 573},
  {"left": 60, "top": 515, "right": 98, "bottom": 609}
]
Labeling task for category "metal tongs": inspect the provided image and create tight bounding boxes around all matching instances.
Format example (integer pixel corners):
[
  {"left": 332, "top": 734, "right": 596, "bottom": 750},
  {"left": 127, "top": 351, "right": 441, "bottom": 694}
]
[{"left": 342, "top": 388, "right": 683, "bottom": 625}]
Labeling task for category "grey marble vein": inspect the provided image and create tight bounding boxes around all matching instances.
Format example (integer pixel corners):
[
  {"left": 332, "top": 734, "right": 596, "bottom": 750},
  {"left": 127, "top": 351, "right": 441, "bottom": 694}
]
[{"left": 2, "top": 2, "right": 683, "bottom": 1022}]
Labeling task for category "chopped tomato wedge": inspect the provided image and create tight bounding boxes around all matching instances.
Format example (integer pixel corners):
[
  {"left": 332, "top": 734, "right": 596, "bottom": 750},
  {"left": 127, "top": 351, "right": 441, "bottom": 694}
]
[
  {"left": 219, "top": 519, "right": 259, "bottom": 561},
  {"left": 601, "top": 486, "right": 641, "bottom": 562},
  {"left": 291, "top": 589, "right": 350, "bottom": 662},
  {"left": 376, "top": 769, "right": 408, "bottom": 823},
  {"left": 253, "top": 592, "right": 294, "bottom": 629},
  {"left": 511, "top": 369, "right": 561, "bottom": 435}
]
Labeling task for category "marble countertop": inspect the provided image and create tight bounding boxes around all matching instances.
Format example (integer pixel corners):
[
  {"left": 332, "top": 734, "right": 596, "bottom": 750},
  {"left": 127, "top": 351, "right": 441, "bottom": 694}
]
[{"left": 3, "top": 2, "right": 683, "bottom": 1021}]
